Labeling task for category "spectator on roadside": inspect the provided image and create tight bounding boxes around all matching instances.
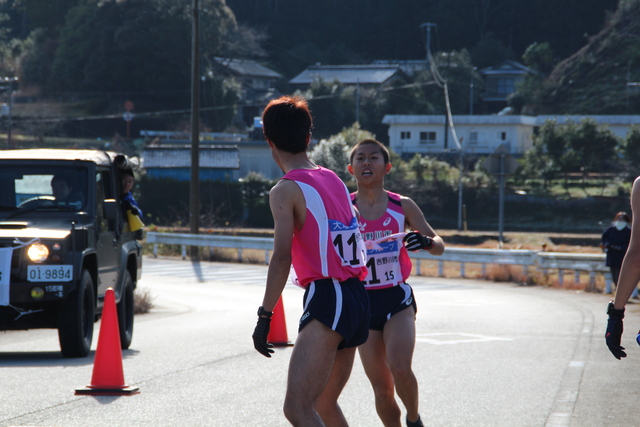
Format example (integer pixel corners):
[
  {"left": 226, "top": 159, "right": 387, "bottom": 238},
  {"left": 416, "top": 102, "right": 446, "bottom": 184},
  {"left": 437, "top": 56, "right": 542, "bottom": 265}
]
[{"left": 601, "top": 211, "right": 632, "bottom": 292}]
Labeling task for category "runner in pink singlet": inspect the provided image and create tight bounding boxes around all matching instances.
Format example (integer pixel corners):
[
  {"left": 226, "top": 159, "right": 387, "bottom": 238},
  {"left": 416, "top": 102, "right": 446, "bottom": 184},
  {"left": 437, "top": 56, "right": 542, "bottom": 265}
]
[
  {"left": 251, "top": 96, "right": 370, "bottom": 427},
  {"left": 349, "top": 139, "right": 445, "bottom": 427}
]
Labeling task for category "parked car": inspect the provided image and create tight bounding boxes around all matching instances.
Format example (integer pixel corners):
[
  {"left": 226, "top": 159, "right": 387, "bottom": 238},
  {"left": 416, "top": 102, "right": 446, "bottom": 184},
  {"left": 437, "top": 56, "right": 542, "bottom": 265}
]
[{"left": 0, "top": 149, "right": 142, "bottom": 357}]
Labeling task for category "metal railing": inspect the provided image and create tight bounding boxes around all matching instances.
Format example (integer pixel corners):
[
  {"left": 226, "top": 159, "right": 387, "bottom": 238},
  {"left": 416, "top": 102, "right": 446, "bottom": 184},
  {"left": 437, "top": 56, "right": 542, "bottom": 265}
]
[{"left": 145, "top": 232, "right": 612, "bottom": 292}]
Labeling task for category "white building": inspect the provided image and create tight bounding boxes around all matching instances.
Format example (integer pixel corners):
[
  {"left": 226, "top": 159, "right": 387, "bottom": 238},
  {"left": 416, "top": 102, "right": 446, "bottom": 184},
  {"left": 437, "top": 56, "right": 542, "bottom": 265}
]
[{"left": 383, "top": 114, "right": 640, "bottom": 157}]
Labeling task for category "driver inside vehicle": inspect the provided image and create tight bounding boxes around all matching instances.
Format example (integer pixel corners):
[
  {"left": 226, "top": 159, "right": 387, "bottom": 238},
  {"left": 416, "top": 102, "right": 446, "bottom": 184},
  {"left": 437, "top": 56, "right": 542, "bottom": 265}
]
[{"left": 51, "top": 174, "right": 83, "bottom": 207}]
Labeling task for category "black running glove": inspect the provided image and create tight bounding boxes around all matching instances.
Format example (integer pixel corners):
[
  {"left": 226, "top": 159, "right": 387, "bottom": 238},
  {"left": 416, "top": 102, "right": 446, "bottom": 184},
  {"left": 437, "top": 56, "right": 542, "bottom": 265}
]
[
  {"left": 252, "top": 308, "right": 274, "bottom": 358},
  {"left": 403, "top": 232, "right": 435, "bottom": 251},
  {"left": 605, "top": 302, "right": 626, "bottom": 360}
]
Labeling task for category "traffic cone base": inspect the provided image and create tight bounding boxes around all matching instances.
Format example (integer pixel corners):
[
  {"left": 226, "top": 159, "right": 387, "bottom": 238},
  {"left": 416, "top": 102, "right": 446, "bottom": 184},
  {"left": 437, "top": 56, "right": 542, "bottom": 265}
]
[
  {"left": 75, "top": 288, "right": 139, "bottom": 396},
  {"left": 75, "top": 385, "right": 139, "bottom": 396},
  {"left": 267, "top": 295, "right": 293, "bottom": 347}
]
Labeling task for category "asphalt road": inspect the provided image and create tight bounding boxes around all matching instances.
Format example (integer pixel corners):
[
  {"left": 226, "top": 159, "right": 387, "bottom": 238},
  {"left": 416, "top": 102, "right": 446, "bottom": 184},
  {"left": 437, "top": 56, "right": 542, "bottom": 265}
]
[{"left": 1, "top": 257, "right": 640, "bottom": 427}]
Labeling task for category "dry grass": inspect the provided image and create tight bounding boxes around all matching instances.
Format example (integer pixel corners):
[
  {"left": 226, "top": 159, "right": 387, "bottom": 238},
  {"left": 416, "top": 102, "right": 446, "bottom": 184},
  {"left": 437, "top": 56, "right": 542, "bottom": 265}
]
[{"left": 134, "top": 287, "right": 154, "bottom": 314}]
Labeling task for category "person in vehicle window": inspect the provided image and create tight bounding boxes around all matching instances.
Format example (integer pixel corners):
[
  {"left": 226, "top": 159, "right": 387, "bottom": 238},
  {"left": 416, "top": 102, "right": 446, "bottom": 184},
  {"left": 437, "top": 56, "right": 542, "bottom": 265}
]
[
  {"left": 120, "top": 169, "right": 142, "bottom": 218},
  {"left": 120, "top": 169, "right": 143, "bottom": 238},
  {"left": 51, "top": 174, "right": 82, "bottom": 206}
]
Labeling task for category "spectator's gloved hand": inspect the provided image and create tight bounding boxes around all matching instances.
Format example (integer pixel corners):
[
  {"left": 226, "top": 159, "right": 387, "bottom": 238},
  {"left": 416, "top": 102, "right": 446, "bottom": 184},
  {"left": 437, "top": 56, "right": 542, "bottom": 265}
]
[
  {"left": 605, "top": 302, "right": 627, "bottom": 360},
  {"left": 252, "top": 307, "right": 274, "bottom": 358},
  {"left": 403, "top": 232, "right": 435, "bottom": 251}
]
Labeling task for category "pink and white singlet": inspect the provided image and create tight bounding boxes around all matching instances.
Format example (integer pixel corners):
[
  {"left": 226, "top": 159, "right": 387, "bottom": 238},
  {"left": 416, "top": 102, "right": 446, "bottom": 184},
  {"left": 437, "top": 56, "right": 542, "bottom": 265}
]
[
  {"left": 283, "top": 166, "right": 367, "bottom": 288},
  {"left": 351, "top": 191, "right": 413, "bottom": 290}
]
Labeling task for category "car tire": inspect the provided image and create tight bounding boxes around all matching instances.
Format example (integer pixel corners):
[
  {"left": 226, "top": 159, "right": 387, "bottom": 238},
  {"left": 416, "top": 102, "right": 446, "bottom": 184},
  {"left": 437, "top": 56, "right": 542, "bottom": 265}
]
[
  {"left": 117, "top": 270, "right": 134, "bottom": 349},
  {"left": 58, "top": 269, "right": 95, "bottom": 358}
]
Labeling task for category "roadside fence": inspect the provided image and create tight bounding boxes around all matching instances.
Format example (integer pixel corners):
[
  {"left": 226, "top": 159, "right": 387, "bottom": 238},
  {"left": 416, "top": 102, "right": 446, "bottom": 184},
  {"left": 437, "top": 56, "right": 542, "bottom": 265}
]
[{"left": 145, "top": 232, "right": 614, "bottom": 293}]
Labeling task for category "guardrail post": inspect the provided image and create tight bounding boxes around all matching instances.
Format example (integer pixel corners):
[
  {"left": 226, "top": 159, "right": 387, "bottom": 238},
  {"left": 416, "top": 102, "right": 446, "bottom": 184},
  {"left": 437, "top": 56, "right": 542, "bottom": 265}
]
[
  {"left": 153, "top": 244, "right": 158, "bottom": 258},
  {"left": 415, "top": 260, "right": 422, "bottom": 276},
  {"left": 574, "top": 270, "right": 580, "bottom": 286},
  {"left": 460, "top": 262, "right": 465, "bottom": 278},
  {"left": 558, "top": 269, "right": 564, "bottom": 286},
  {"left": 604, "top": 272, "right": 613, "bottom": 294},
  {"left": 481, "top": 263, "right": 487, "bottom": 277},
  {"left": 181, "top": 245, "right": 187, "bottom": 260},
  {"left": 438, "top": 260, "right": 444, "bottom": 277},
  {"left": 588, "top": 271, "right": 596, "bottom": 292},
  {"left": 265, "top": 250, "right": 270, "bottom": 265},
  {"left": 237, "top": 248, "right": 243, "bottom": 263}
]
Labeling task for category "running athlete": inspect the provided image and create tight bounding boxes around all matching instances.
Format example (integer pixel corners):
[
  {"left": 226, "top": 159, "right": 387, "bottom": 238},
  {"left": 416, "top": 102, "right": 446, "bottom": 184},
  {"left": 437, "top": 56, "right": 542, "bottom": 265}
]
[
  {"left": 252, "top": 96, "right": 369, "bottom": 426},
  {"left": 348, "top": 139, "right": 445, "bottom": 427}
]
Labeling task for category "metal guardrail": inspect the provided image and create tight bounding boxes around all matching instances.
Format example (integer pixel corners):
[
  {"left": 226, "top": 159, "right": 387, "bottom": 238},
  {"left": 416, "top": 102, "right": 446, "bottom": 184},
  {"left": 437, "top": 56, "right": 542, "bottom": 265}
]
[{"left": 145, "top": 232, "right": 612, "bottom": 292}]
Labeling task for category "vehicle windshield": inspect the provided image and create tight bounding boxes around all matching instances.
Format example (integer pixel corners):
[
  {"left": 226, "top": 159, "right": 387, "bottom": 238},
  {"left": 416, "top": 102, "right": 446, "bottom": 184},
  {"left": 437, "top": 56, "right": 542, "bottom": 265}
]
[{"left": 0, "top": 166, "right": 88, "bottom": 213}]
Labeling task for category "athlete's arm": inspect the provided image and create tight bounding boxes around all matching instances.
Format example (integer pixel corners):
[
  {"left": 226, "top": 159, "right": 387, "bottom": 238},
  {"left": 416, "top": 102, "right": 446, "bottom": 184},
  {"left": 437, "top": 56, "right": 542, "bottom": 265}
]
[
  {"left": 260, "top": 180, "right": 298, "bottom": 312},
  {"left": 614, "top": 176, "right": 640, "bottom": 310},
  {"left": 400, "top": 196, "right": 445, "bottom": 256}
]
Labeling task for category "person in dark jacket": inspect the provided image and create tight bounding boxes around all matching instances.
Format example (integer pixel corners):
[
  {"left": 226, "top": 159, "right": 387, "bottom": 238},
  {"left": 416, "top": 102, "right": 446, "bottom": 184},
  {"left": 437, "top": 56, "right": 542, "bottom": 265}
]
[{"left": 601, "top": 211, "right": 632, "bottom": 290}]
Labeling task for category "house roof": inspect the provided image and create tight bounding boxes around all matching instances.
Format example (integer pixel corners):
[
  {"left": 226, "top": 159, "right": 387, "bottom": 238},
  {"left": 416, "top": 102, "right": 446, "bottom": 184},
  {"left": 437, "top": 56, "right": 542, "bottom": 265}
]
[
  {"left": 141, "top": 145, "right": 240, "bottom": 169},
  {"left": 213, "top": 57, "right": 282, "bottom": 79},
  {"left": 289, "top": 64, "right": 405, "bottom": 85},
  {"left": 382, "top": 114, "right": 538, "bottom": 126},
  {"left": 480, "top": 60, "right": 538, "bottom": 76}
]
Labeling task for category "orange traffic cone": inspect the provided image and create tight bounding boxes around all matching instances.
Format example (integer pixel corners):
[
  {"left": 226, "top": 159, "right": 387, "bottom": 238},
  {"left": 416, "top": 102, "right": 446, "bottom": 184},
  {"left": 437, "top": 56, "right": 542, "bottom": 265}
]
[
  {"left": 267, "top": 295, "right": 293, "bottom": 347},
  {"left": 75, "top": 288, "right": 139, "bottom": 396}
]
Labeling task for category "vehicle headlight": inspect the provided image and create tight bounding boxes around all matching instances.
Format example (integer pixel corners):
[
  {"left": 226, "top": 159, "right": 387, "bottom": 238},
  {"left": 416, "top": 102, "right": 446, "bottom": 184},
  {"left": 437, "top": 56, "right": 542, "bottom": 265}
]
[{"left": 27, "top": 244, "right": 49, "bottom": 263}]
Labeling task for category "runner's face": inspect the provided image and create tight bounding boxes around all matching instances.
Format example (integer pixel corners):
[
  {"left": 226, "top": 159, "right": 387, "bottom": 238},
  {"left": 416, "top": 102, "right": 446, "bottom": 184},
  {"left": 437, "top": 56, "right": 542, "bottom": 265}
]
[{"left": 349, "top": 144, "right": 390, "bottom": 183}]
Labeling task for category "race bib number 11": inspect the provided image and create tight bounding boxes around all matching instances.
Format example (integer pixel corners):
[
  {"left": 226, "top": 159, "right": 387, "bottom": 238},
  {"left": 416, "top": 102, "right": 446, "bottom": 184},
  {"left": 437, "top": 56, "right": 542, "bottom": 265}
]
[{"left": 330, "top": 218, "right": 366, "bottom": 267}]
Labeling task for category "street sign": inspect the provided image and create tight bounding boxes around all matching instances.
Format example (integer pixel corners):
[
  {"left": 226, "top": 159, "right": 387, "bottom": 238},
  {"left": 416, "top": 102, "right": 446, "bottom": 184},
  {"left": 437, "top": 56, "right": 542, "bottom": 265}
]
[
  {"left": 123, "top": 111, "right": 134, "bottom": 122},
  {"left": 482, "top": 143, "right": 519, "bottom": 175}
]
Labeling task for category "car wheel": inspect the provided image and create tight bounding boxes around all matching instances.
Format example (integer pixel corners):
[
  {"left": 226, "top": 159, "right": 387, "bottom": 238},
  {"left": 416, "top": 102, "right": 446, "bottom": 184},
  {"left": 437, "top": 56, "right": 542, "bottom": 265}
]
[
  {"left": 117, "top": 270, "right": 134, "bottom": 349},
  {"left": 58, "top": 269, "right": 95, "bottom": 358}
]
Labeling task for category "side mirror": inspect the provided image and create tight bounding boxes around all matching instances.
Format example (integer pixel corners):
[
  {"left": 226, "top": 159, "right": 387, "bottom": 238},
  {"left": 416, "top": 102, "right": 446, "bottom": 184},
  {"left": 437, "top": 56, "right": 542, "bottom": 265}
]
[{"left": 103, "top": 199, "right": 118, "bottom": 221}]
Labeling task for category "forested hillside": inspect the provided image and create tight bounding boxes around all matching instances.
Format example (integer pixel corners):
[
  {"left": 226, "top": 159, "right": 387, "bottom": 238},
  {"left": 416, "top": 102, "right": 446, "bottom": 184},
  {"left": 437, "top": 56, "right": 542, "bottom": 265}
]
[
  {"left": 226, "top": 0, "right": 618, "bottom": 78},
  {"left": 0, "top": 0, "right": 632, "bottom": 138},
  {"left": 523, "top": 0, "right": 640, "bottom": 114}
]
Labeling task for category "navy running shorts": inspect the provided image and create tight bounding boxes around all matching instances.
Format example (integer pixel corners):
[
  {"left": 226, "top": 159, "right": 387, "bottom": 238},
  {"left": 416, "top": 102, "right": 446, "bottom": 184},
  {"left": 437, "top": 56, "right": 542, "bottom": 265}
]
[
  {"left": 299, "top": 277, "right": 370, "bottom": 349},
  {"left": 367, "top": 282, "right": 417, "bottom": 331}
]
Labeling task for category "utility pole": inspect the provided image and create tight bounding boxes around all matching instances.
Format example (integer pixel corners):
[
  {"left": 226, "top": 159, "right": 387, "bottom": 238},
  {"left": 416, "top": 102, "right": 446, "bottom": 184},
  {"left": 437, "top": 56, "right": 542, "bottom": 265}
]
[
  {"left": 189, "top": 0, "right": 201, "bottom": 257},
  {"left": 420, "top": 23, "right": 436, "bottom": 66},
  {"left": 355, "top": 79, "right": 360, "bottom": 123},
  {"left": 470, "top": 67, "right": 477, "bottom": 115}
]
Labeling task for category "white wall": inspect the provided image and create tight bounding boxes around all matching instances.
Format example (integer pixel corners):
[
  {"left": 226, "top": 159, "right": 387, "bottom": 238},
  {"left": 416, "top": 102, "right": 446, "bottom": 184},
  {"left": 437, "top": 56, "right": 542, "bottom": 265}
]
[
  {"left": 384, "top": 115, "right": 537, "bottom": 156},
  {"left": 384, "top": 114, "right": 640, "bottom": 157}
]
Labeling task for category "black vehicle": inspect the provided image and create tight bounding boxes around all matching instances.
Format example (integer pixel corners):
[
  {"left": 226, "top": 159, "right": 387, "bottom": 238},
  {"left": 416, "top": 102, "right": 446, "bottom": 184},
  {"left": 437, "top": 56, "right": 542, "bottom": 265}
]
[{"left": 0, "top": 149, "right": 142, "bottom": 357}]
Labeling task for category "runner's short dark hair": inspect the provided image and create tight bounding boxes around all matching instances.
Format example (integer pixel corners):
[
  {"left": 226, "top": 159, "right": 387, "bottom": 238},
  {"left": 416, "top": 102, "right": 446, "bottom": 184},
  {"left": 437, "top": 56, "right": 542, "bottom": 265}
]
[{"left": 262, "top": 96, "right": 313, "bottom": 154}]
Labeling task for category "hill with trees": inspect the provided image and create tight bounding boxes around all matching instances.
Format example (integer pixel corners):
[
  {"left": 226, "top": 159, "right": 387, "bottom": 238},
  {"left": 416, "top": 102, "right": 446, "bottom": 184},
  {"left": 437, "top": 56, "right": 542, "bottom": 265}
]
[{"left": 514, "top": 0, "right": 640, "bottom": 115}]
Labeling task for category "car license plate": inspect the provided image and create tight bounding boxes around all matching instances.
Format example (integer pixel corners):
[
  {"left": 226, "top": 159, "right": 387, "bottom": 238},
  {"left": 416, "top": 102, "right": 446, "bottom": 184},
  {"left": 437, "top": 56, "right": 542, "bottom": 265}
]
[{"left": 27, "top": 265, "right": 73, "bottom": 282}]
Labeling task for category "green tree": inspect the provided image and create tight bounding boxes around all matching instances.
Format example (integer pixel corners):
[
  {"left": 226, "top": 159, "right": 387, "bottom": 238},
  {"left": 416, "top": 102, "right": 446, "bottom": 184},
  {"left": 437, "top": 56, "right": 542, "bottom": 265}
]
[
  {"left": 621, "top": 125, "right": 640, "bottom": 177},
  {"left": 522, "top": 119, "right": 567, "bottom": 187},
  {"left": 565, "top": 118, "right": 620, "bottom": 174},
  {"left": 308, "top": 134, "right": 351, "bottom": 181},
  {"left": 522, "top": 42, "right": 555, "bottom": 74}
]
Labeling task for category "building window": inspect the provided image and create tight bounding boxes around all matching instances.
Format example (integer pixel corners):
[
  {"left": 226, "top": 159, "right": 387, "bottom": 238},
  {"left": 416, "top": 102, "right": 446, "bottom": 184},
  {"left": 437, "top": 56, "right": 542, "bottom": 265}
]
[
  {"left": 469, "top": 131, "right": 478, "bottom": 145},
  {"left": 419, "top": 131, "right": 436, "bottom": 144},
  {"left": 496, "top": 78, "right": 515, "bottom": 95},
  {"left": 498, "top": 131, "right": 507, "bottom": 141},
  {"left": 400, "top": 131, "right": 411, "bottom": 140}
]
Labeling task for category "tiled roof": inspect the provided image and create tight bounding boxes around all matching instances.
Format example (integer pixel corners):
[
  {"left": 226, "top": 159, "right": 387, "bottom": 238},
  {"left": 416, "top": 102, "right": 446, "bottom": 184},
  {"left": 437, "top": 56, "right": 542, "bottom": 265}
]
[
  {"left": 213, "top": 57, "right": 282, "bottom": 79},
  {"left": 141, "top": 145, "right": 239, "bottom": 169},
  {"left": 289, "top": 65, "right": 404, "bottom": 85}
]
